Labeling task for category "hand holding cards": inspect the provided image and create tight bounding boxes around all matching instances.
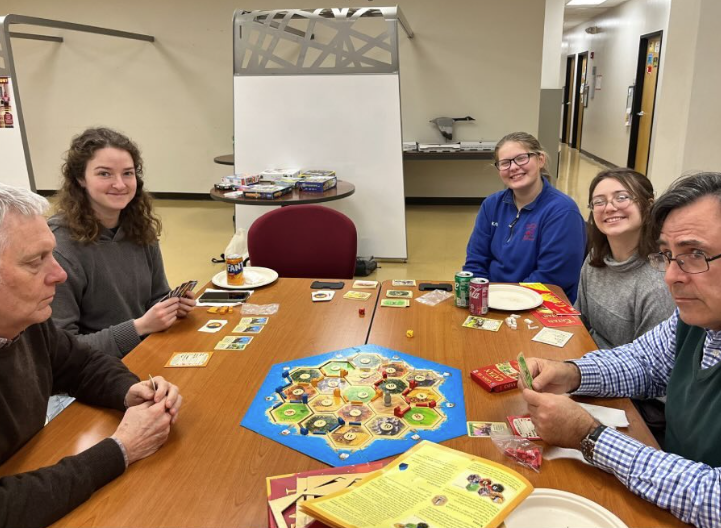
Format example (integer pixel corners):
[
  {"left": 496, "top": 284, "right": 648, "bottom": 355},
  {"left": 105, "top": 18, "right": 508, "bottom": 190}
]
[{"left": 160, "top": 280, "right": 197, "bottom": 302}]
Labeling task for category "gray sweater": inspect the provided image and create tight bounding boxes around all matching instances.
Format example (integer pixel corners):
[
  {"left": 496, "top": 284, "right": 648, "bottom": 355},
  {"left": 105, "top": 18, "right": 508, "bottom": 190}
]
[
  {"left": 574, "top": 253, "right": 675, "bottom": 350},
  {"left": 49, "top": 215, "right": 170, "bottom": 358}
]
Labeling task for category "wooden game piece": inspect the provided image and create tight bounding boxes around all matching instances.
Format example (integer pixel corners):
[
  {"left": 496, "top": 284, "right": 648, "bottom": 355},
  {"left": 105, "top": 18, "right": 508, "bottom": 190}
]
[
  {"left": 302, "top": 394, "right": 309, "bottom": 404},
  {"left": 384, "top": 391, "right": 392, "bottom": 407},
  {"left": 429, "top": 400, "right": 437, "bottom": 408},
  {"left": 300, "top": 427, "right": 309, "bottom": 435},
  {"left": 359, "top": 308, "right": 365, "bottom": 316},
  {"left": 409, "top": 379, "right": 417, "bottom": 389},
  {"left": 333, "top": 388, "right": 341, "bottom": 397}
]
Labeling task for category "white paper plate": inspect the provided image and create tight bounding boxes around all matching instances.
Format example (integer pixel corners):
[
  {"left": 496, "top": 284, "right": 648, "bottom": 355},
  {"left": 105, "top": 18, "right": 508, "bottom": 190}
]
[
  {"left": 504, "top": 488, "right": 628, "bottom": 528},
  {"left": 488, "top": 284, "right": 543, "bottom": 311},
  {"left": 211, "top": 267, "right": 279, "bottom": 289}
]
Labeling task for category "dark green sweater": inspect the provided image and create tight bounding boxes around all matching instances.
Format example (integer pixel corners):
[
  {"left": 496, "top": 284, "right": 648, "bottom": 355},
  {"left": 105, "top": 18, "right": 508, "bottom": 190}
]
[{"left": 0, "top": 321, "right": 139, "bottom": 528}]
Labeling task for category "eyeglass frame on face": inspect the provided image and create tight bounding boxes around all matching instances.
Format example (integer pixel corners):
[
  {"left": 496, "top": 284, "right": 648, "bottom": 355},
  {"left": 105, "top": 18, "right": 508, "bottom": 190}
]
[
  {"left": 648, "top": 250, "right": 721, "bottom": 274},
  {"left": 494, "top": 152, "right": 537, "bottom": 171},
  {"left": 588, "top": 191, "right": 635, "bottom": 210}
]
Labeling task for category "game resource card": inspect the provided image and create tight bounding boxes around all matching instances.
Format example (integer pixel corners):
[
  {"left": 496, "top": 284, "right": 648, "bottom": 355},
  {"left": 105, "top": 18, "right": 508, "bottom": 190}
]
[{"left": 531, "top": 327, "right": 574, "bottom": 348}]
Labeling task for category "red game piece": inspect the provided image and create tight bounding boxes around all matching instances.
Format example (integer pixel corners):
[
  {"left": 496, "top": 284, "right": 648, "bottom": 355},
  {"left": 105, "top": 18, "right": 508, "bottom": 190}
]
[
  {"left": 359, "top": 308, "right": 366, "bottom": 316},
  {"left": 409, "top": 379, "right": 417, "bottom": 389}
]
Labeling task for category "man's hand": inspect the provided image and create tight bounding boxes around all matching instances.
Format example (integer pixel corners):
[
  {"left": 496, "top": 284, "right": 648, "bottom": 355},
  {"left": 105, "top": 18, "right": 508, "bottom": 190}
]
[
  {"left": 522, "top": 389, "right": 599, "bottom": 448},
  {"left": 134, "top": 297, "right": 180, "bottom": 336},
  {"left": 125, "top": 376, "right": 182, "bottom": 424},
  {"left": 113, "top": 400, "right": 173, "bottom": 465},
  {"left": 520, "top": 357, "right": 582, "bottom": 394},
  {"left": 177, "top": 291, "right": 196, "bottom": 318}
]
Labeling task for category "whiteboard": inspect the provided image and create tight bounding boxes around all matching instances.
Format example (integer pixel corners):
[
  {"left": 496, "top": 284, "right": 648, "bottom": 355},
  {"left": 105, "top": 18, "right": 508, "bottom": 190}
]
[{"left": 233, "top": 74, "right": 407, "bottom": 259}]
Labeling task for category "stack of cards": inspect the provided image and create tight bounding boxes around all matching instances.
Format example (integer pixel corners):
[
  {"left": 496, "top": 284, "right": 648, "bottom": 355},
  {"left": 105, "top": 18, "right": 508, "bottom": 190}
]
[
  {"left": 380, "top": 299, "right": 409, "bottom": 308},
  {"left": 233, "top": 317, "right": 268, "bottom": 334},
  {"left": 467, "top": 421, "right": 512, "bottom": 437},
  {"left": 352, "top": 280, "right": 378, "bottom": 289},
  {"left": 462, "top": 316, "right": 502, "bottom": 332},
  {"left": 386, "top": 290, "right": 412, "bottom": 299},
  {"left": 215, "top": 336, "right": 254, "bottom": 350},
  {"left": 391, "top": 279, "right": 416, "bottom": 287},
  {"left": 165, "top": 352, "right": 213, "bottom": 368},
  {"left": 311, "top": 290, "right": 335, "bottom": 302},
  {"left": 343, "top": 291, "right": 371, "bottom": 301}
]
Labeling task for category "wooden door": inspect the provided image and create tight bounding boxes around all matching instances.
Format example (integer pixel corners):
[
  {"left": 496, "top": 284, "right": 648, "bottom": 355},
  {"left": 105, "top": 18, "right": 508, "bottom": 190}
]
[
  {"left": 632, "top": 34, "right": 662, "bottom": 174},
  {"left": 573, "top": 53, "right": 588, "bottom": 150},
  {"left": 562, "top": 55, "right": 576, "bottom": 144}
]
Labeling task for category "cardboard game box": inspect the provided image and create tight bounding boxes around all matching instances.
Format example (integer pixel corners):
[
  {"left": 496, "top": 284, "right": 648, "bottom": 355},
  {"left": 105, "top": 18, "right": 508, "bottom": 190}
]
[
  {"left": 471, "top": 360, "right": 520, "bottom": 393},
  {"left": 298, "top": 170, "right": 337, "bottom": 192},
  {"left": 241, "top": 183, "right": 294, "bottom": 199}
]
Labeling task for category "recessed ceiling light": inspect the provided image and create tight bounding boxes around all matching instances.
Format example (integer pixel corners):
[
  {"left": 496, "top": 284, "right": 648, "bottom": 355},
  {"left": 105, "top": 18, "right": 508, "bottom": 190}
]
[{"left": 567, "top": 0, "right": 607, "bottom": 6}]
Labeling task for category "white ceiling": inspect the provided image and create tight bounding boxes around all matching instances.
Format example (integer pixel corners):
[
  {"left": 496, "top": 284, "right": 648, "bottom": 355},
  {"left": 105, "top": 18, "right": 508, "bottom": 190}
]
[{"left": 564, "top": 0, "right": 629, "bottom": 31}]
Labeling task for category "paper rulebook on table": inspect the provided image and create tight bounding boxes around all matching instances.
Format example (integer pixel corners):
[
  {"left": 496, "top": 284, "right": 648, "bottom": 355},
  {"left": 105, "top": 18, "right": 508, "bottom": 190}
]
[{"left": 301, "top": 440, "right": 532, "bottom": 528}]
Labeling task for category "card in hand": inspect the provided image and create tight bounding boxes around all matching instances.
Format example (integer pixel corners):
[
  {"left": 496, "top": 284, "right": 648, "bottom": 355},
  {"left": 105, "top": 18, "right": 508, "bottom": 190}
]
[
  {"left": 161, "top": 280, "right": 197, "bottom": 302},
  {"left": 516, "top": 352, "right": 535, "bottom": 390}
]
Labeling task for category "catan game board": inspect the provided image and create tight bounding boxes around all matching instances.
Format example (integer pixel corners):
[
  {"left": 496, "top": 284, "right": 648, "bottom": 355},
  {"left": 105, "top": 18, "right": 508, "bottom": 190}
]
[{"left": 241, "top": 344, "right": 466, "bottom": 466}]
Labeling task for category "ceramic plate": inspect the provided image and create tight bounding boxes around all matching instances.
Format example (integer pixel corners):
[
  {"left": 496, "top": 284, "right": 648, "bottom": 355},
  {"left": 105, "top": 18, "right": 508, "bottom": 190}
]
[
  {"left": 504, "top": 489, "right": 628, "bottom": 528},
  {"left": 488, "top": 284, "right": 543, "bottom": 311},
  {"left": 211, "top": 267, "right": 279, "bottom": 289}
]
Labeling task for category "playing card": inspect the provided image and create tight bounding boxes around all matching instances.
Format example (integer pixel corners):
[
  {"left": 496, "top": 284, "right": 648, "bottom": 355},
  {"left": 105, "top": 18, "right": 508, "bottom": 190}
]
[
  {"left": 239, "top": 317, "right": 268, "bottom": 325},
  {"left": 386, "top": 290, "right": 413, "bottom": 299},
  {"left": 312, "top": 290, "right": 335, "bottom": 302},
  {"left": 352, "top": 280, "right": 378, "bottom": 289},
  {"left": 392, "top": 280, "right": 416, "bottom": 287},
  {"left": 232, "top": 324, "right": 264, "bottom": 334},
  {"left": 507, "top": 415, "right": 541, "bottom": 440},
  {"left": 517, "top": 352, "right": 535, "bottom": 390},
  {"left": 532, "top": 327, "right": 574, "bottom": 348},
  {"left": 165, "top": 352, "right": 213, "bottom": 368},
  {"left": 462, "top": 316, "right": 502, "bottom": 332},
  {"left": 198, "top": 320, "right": 228, "bottom": 333},
  {"left": 343, "top": 291, "right": 372, "bottom": 301},
  {"left": 160, "top": 280, "right": 197, "bottom": 302},
  {"left": 380, "top": 299, "right": 409, "bottom": 308},
  {"left": 214, "top": 336, "right": 253, "bottom": 350},
  {"left": 467, "top": 421, "right": 512, "bottom": 437}
]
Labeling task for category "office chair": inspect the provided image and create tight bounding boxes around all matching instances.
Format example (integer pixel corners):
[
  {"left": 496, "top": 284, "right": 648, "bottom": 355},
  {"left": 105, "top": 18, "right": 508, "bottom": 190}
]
[{"left": 247, "top": 205, "right": 357, "bottom": 279}]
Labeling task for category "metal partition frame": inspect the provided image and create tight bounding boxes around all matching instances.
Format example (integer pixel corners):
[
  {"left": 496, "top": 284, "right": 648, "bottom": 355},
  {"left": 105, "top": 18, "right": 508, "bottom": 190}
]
[{"left": 0, "top": 15, "right": 153, "bottom": 190}]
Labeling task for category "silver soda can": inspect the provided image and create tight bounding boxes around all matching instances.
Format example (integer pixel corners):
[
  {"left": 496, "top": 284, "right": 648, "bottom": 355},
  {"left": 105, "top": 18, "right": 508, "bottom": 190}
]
[
  {"left": 469, "top": 278, "right": 489, "bottom": 315},
  {"left": 455, "top": 271, "right": 473, "bottom": 308}
]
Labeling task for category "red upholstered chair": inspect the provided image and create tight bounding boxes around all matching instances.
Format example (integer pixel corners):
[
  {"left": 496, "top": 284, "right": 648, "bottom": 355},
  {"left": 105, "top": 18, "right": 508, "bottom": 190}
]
[{"left": 247, "top": 205, "right": 357, "bottom": 279}]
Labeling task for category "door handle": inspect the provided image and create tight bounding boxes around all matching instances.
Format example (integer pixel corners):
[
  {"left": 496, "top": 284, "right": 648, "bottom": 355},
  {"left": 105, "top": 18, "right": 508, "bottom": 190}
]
[{"left": 636, "top": 111, "right": 645, "bottom": 116}]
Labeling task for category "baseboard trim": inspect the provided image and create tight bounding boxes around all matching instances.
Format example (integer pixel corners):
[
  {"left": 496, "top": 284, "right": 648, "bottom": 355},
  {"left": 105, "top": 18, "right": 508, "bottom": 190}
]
[
  {"left": 580, "top": 149, "right": 618, "bottom": 169},
  {"left": 405, "top": 197, "right": 484, "bottom": 206}
]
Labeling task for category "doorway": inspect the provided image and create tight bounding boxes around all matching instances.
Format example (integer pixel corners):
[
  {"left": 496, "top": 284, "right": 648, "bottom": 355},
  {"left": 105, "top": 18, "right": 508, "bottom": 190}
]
[
  {"left": 571, "top": 51, "right": 588, "bottom": 150},
  {"left": 561, "top": 55, "right": 576, "bottom": 145},
  {"left": 628, "top": 32, "right": 662, "bottom": 174}
]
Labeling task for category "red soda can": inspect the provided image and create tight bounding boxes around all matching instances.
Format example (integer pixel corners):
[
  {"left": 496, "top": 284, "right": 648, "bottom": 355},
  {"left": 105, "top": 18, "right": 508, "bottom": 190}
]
[{"left": 469, "top": 278, "right": 489, "bottom": 316}]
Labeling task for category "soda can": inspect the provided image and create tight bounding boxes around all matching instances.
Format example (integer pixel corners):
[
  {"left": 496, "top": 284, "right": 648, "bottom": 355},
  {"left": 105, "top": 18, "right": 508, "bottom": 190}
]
[
  {"left": 454, "top": 271, "right": 474, "bottom": 308},
  {"left": 226, "top": 254, "right": 245, "bottom": 286},
  {"left": 469, "top": 278, "right": 489, "bottom": 316}
]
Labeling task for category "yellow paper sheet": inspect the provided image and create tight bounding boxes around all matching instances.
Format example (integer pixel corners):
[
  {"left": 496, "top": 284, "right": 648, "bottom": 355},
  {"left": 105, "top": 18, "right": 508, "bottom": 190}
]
[{"left": 301, "top": 441, "right": 532, "bottom": 528}]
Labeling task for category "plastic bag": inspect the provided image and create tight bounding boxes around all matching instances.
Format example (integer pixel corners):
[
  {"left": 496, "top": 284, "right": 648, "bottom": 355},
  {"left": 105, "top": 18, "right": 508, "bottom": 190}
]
[
  {"left": 415, "top": 289, "right": 454, "bottom": 306},
  {"left": 241, "top": 303, "right": 279, "bottom": 315},
  {"left": 224, "top": 228, "right": 248, "bottom": 260},
  {"left": 490, "top": 432, "right": 543, "bottom": 472}
]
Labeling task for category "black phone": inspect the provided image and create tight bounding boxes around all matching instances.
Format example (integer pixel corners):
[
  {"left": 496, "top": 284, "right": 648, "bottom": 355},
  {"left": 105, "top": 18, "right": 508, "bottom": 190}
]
[
  {"left": 198, "top": 290, "right": 251, "bottom": 303},
  {"left": 418, "top": 282, "right": 453, "bottom": 292},
  {"left": 310, "top": 281, "right": 345, "bottom": 290}
]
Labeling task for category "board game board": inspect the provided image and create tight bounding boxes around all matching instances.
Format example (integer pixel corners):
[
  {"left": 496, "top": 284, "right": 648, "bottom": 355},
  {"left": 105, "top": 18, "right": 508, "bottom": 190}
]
[{"left": 241, "top": 344, "right": 466, "bottom": 467}]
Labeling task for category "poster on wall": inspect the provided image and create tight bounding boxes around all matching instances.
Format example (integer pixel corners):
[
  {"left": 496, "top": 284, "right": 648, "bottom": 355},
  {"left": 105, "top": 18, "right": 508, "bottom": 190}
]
[{"left": 0, "top": 77, "right": 15, "bottom": 128}]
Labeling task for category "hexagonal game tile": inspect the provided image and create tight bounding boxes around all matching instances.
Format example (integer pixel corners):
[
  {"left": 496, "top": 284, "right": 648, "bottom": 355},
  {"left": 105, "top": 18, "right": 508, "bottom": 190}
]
[
  {"left": 308, "top": 394, "right": 343, "bottom": 413},
  {"left": 368, "top": 392, "right": 405, "bottom": 416},
  {"left": 301, "top": 414, "right": 341, "bottom": 435},
  {"left": 316, "top": 377, "right": 349, "bottom": 394},
  {"left": 345, "top": 369, "right": 382, "bottom": 386},
  {"left": 349, "top": 353, "right": 382, "bottom": 370},
  {"left": 342, "top": 386, "right": 377, "bottom": 403},
  {"left": 270, "top": 402, "right": 312, "bottom": 424},
  {"left": 282, "top": 383, "right": 318, "bottom": 401},
  {"left": 366, "top": 416, "right": 407, "bottom": 437},
  {"left": 329, "top": 425, "right": 372, "bottom": 450},
  {"left": 288, "top": 368, "right": 323, "bottom": 384},
  {"left": 337, "top": 403, "right": 374, "bottom": 423},
  {"left": 405, "top": 370, "right": 442, "bottom": 388},
  {"left": 377, "top": 378, "right": 408, "bottom": 395},
  {"left": 406, "top": 387, "right": 443, "bottom": 405},
  {"left": 402, "top": 407, "right": 444, "bottom": 429},
  {"left": 320, "top": 361, "right": 355, "bottom": 377},
  {"left": 380, "top": 362, "right": 409, "bottom": 378}
]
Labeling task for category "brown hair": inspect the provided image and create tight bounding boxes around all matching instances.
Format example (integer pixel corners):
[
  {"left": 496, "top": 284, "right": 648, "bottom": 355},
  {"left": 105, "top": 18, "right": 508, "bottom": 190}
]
[
  {"left": 55, "top": 127, "right": 161, "bottom": 245},
  {"left": 586, "top": 168, "right": 656, "bottom": 267},
  {"left": 494, "top": 132, "right": 550, "bottom": 179}
]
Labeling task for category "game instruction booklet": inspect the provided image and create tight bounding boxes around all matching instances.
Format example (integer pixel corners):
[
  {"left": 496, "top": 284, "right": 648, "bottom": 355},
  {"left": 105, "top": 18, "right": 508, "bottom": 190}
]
[{"left": 300, "top": 440, "right": 533, "bottom": 528}]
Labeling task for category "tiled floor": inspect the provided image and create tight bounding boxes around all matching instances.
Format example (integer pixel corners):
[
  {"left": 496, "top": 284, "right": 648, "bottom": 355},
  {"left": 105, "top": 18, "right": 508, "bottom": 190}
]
[{"left": 157, "top": 145, "right": 607, "bottom": 287}]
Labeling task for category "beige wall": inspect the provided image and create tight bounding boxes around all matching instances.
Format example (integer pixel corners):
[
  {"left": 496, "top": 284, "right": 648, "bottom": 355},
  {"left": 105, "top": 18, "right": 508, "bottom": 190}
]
[{"left": 3, "top": 0, "right": 545, "bottom": 197}]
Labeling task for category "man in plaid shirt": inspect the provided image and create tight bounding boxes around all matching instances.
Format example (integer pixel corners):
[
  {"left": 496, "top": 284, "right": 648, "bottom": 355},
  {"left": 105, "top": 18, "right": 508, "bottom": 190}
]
[{"left": 522, "top": 172, "right": 721, "bottom": 528}]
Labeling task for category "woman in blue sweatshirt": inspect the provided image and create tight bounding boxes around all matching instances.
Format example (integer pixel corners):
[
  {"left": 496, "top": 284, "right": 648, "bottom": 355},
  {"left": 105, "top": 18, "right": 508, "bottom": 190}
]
[{"left": 463, "top": 132, "right": 586, "bottom": 303}]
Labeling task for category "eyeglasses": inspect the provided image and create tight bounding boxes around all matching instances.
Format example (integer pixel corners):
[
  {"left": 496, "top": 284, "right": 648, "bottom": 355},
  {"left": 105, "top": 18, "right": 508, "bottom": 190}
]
[
  {"left": 588, "top": 192, "right": 635, "bottom": 210},
  {"left": 648, "top": 251, "right": 721, "bottom": 274},
  {"left": 494, "top": 152, "right": 536, "bottom": 171}
]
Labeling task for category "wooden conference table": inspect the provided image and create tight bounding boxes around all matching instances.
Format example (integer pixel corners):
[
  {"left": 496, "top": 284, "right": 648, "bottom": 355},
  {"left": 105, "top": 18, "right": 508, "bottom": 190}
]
[{"left": 0, "top": 279, "right": 685, "bottom": 527}]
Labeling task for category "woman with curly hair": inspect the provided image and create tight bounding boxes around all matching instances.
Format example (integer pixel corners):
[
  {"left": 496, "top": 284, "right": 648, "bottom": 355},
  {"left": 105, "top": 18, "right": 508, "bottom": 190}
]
[{"left": 49, "top": 127, "right": 195, "bottom": 359}]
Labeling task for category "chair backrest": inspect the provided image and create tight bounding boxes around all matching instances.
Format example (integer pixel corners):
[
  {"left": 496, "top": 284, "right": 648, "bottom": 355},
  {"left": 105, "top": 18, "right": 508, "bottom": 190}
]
[{"left": 247, "top": 205, "right": 357, "bottom": 279}]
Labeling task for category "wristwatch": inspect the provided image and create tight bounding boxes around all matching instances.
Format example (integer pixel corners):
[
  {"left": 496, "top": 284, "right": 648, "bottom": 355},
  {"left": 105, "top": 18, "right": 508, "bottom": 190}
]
[{"left": 580, "top": 424, "right": 607, "bottom": 463}]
